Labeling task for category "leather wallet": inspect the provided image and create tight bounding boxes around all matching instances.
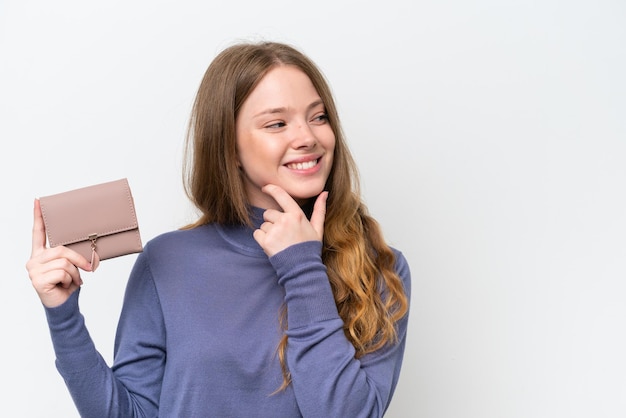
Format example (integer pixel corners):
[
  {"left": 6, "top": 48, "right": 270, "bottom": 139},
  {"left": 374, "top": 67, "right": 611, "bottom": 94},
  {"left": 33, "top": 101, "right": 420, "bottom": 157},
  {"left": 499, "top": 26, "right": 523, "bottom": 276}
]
[{"left": 39, "top": 178, "right": 143, "bottom": 271}]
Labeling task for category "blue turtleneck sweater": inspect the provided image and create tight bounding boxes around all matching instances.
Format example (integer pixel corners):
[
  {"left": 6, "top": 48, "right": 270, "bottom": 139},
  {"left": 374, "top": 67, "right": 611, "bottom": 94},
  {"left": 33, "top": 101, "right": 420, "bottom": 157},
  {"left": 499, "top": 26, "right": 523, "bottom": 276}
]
[{"left": 44, "top": 209, "right": 411, "bottom": 417}]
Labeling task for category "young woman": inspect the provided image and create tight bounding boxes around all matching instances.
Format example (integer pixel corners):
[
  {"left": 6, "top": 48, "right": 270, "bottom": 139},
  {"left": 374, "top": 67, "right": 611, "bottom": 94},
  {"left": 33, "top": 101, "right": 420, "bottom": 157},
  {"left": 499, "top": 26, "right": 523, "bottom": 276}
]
[{"left": 27, "top": 41, "right": 411, "bottom": 417}]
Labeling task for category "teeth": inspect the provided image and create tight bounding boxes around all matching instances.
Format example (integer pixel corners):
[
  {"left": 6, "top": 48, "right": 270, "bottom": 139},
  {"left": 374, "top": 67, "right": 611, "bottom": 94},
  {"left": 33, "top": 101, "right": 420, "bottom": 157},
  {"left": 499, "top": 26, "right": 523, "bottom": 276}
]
[{"left": 287, "top": 159, "right": 318, "bottom": 170}]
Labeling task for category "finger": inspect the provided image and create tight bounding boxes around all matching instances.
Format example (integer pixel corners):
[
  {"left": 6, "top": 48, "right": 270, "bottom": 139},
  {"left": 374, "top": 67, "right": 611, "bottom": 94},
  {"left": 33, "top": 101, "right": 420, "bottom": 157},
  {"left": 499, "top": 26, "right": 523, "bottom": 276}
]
[
  {"left": 309, "top": 191, "right": 328, "bottom": 238},
  {"left": 68, "top": 264, "right": 84, "bottom": 288},
  {"left": 259, "top": 221, "right": 272, "bottom": 232},
  {"left": 63, "top": 258, "right": 85, "bottom": 286},
  {"left": 261, "top": 184, "right": 301, "bottom": 213},
  {"left": 58, "top": 270, "right": 75, "bottom": 289},
  {"left": 65, "top": 248, "right": 93, "bottom": 272},
  {"left": 31, "top": 199, "right": 47, "bottom": 256},
  {"left": 27, "top": 256, "right": 83, "bottom": 290},
  {"left": 35, "top": 246, "right": 93, "bottom": 273},
  {"left": 252, "top": 228, "right": 265, "bottom": 245},
  {"left": 29, "top": 200, "right": 90, "bottom": 271},
  {"left": 262, "top": 208, "right": 281, "bottom": 224},
  {"left": 43, "top": 269, "right": 80, "bottom": 292}
]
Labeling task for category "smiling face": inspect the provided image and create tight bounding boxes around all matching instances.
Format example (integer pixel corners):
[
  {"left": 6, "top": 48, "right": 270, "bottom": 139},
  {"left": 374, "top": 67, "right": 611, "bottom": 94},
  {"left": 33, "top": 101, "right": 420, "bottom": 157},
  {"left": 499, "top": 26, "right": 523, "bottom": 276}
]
[{"left": 235, "top": 65, "right": 336, "bottom": 210}]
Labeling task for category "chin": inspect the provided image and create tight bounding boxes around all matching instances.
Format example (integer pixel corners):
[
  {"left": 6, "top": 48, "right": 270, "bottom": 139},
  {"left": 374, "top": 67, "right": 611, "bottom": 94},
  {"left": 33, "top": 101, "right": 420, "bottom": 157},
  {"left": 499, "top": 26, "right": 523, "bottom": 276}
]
[{"left": 292, "top": 191, "right": 322, "bottom": 207}]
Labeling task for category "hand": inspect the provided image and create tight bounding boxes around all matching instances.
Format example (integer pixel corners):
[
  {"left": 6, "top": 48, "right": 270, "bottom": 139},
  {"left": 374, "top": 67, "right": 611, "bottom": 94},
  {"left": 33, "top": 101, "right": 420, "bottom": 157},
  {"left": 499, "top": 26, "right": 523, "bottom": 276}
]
[
  {"left": 25, "top": 199, "right": 92, "bottom": 308},
  {"left": 253, "top": 185, "right": 328, "bottom": 257}
]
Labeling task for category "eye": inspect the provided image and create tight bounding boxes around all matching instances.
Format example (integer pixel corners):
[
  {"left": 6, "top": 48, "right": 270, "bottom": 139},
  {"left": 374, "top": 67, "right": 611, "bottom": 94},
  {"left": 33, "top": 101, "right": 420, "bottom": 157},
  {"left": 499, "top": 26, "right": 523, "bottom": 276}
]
[
  {"left": 311, "top": 113, "right": 329, "bottom": 124},
  {"left": 265, "top": 121, "right": 286, "bottom": 129}
]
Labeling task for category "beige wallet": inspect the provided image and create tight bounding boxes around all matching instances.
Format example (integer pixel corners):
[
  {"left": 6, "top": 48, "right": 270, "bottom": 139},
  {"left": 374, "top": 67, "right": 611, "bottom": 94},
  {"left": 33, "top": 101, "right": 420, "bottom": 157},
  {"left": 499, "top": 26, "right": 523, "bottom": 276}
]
[{"left": 39, "top": 178, "right": 143, "bottom": 271}]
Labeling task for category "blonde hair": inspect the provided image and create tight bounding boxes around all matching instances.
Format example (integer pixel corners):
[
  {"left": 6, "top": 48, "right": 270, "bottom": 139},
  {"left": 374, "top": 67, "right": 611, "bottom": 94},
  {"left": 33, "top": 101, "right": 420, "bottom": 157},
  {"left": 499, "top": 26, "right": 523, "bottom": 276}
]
[{"left": 182, "top": 41, "right": 408, "bottom": 389}]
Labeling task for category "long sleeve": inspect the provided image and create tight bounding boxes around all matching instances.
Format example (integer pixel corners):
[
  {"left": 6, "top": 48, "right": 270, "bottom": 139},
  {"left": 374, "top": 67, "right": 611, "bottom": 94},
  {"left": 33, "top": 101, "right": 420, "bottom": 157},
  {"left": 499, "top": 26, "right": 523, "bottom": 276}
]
[
  {"left": 270, "top": 241, "right": 411, "bottom": 418},
  {"left": 44, "top": 251, "right": 166, "bottom": 418},
  {"left": 43, "top": 222, "right": 410, "bottom": 417}
]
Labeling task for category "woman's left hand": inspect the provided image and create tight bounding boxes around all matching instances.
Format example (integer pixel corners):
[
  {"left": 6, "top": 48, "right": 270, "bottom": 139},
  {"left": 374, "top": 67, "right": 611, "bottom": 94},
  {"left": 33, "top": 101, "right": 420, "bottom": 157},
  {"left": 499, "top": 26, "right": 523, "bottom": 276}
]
[{"left": 253, "top": 184, "right": 328, "bottom": 257}]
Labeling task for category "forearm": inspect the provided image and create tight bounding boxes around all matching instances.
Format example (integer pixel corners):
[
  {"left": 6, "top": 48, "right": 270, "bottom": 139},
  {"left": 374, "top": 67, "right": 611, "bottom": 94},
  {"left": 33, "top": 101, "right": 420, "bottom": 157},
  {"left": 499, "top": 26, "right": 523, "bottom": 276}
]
[
  {"left": 45, "top": 290, "right": 139, "bottom": 417},
  {"left": 271, "top": 242, "right": 409, "bottom": 418}
]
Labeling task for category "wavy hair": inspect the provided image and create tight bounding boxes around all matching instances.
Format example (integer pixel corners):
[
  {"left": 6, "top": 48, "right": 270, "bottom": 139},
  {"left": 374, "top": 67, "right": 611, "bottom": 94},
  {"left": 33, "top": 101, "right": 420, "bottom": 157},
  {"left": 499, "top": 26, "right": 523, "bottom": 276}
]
[{"left": 182, "top": 41, "right": 408, "bottom": 390}]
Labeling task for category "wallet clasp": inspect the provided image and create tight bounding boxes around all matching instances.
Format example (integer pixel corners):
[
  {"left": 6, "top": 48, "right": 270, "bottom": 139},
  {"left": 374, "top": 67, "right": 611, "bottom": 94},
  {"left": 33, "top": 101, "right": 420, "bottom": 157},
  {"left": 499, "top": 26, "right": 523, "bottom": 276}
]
[{"left": 88, "top": 233, "right": 100, "bottom": 271}]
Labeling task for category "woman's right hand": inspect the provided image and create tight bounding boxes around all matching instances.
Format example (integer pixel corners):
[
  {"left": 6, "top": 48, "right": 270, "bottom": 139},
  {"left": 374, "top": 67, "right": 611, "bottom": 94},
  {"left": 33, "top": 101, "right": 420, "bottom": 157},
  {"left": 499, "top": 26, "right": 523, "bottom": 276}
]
[{"left": 25, "top": 199, "right": 92, "bottom": 308}]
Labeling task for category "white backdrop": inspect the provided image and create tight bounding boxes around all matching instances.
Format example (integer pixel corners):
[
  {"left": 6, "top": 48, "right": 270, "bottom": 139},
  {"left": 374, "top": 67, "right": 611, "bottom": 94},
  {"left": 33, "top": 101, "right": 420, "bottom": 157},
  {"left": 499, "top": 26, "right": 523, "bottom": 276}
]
[{"left": 1, "top": 1, "right": 625, "bottom": 417}]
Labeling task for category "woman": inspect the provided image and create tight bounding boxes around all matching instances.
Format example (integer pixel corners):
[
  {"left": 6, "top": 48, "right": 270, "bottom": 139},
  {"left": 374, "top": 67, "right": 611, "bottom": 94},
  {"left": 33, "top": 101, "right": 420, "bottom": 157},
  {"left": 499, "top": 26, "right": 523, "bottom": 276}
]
[{"left": 27, "top": 41, "right": 411, "bottom": 417}]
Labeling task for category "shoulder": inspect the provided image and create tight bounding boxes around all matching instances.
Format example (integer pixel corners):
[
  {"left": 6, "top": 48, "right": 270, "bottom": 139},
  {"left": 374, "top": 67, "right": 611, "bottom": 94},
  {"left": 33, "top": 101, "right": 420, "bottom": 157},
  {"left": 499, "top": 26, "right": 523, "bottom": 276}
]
[
  {"left": 140, "top": 224, "right": 220, "bottom": 260},
  {"left": 130, "top": 224, "right": 223, "bottom": 280},
  {"left": 147, "top": 225, "right": 201, "bottom": 244}
]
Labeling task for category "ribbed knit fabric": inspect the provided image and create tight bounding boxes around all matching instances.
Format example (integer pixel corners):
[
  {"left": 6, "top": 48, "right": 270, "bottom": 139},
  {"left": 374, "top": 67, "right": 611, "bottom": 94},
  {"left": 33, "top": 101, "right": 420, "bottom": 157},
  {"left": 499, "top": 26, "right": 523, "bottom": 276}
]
[{"left": 44, "top": 207, "right": 411, "bottom": 417}]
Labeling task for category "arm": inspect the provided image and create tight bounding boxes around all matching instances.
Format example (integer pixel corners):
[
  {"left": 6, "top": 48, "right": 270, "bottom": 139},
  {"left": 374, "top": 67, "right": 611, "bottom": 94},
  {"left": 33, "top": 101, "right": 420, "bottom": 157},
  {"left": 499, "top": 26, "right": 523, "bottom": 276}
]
[
  {"left": 43, "top": 248, "right": 165, "bottom": 418},
  {"left": 270, "top": 242, "right": 411, "bottom": 418},
  {"left": 254, "top": 185, "right": 411, "bottom": 416}
]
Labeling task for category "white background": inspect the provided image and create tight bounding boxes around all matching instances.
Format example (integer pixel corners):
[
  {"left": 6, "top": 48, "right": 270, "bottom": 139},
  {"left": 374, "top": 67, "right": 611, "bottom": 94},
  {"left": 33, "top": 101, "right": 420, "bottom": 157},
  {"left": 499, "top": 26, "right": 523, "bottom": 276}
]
[{"left": 1, "top": 0, "right": 625, "bottom": 417}]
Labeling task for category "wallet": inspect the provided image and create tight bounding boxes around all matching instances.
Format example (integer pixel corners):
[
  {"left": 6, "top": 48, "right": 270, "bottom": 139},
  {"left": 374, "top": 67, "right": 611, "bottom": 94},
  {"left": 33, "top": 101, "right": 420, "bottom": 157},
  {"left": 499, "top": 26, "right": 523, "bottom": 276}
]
[{"left": 39, "top": 178, "right": 143, "bottom": 271}]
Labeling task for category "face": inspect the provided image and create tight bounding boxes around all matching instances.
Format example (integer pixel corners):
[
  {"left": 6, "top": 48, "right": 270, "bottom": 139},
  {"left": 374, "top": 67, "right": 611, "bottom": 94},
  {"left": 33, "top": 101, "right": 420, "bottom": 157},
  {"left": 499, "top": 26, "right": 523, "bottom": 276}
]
[{"left": 236, "top": 65, "right": 335, "bottom": 210}]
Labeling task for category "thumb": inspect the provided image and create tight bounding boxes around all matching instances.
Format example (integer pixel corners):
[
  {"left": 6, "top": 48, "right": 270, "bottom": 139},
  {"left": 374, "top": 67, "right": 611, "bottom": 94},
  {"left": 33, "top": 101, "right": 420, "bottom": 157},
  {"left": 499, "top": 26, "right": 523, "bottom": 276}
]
[
  {"left": 309, "top": 191, "right": 328, "bottom": 240},
  {"left": 31, "top": 198, "right": 47, "bottom": 256}
]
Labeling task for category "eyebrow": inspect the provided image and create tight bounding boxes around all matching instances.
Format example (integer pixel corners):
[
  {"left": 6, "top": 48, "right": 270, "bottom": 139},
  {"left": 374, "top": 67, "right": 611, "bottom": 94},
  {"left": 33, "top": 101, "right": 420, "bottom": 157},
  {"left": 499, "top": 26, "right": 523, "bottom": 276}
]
[{"left": 253, "top": 99, "right": 325, "bottom": 118}]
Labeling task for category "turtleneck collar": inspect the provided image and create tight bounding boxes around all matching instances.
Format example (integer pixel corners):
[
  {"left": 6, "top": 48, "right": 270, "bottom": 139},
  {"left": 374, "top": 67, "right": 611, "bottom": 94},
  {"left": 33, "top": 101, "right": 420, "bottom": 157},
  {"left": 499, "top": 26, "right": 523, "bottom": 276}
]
[
  {"left": 213, "top": 202, "right": 315, "bottom": 257},
  {"left": 214, "top": 206, "right": 267, "bottom": 257}
]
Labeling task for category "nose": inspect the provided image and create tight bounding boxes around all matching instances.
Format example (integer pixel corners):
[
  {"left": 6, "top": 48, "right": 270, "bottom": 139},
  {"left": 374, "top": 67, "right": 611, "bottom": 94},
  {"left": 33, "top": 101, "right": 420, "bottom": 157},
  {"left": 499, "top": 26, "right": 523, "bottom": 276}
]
[{"left": 290, "top": 121, "right": 316, "bottom": 149}]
